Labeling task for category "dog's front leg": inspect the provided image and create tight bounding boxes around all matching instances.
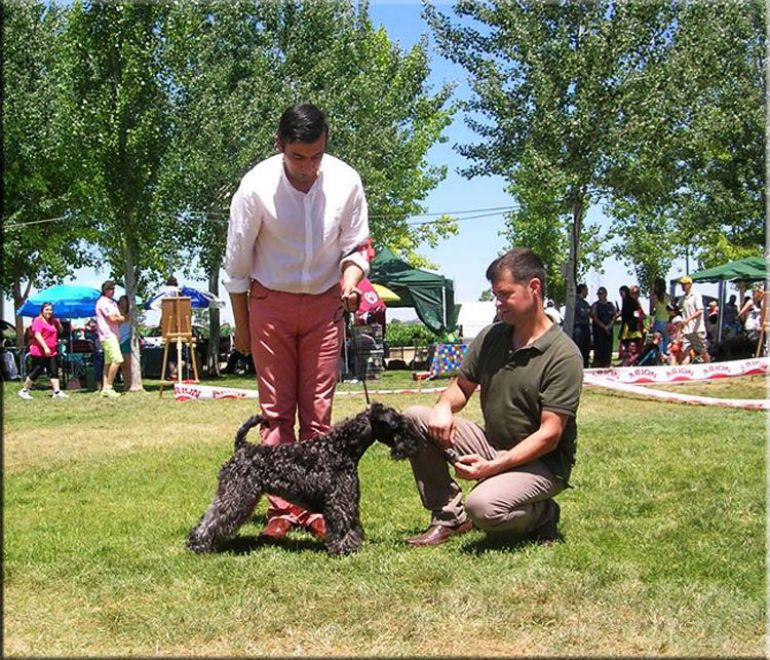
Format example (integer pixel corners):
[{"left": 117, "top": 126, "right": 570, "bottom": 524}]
[{"left": 323, "top": 481, "right": 364, "bottom": 556}]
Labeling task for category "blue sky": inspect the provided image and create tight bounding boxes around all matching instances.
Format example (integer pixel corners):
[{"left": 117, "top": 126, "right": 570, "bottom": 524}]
[
  {"left": 368, "top": 0, "right": 653, "bottom": 314},
  {"left": 366, "top": 0, "right": 719, "bottom": 316},
  {"left": 4, "top": 0, "right": 719, "bottom": 324}
]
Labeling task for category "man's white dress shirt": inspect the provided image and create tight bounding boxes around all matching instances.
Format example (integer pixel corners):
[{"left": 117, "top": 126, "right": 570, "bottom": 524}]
[{"left": 224, "top": 153, "right": 369, "bottom": 295}]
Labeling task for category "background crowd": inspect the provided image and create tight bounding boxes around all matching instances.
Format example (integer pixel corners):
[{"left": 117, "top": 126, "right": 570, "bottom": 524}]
[{"left": 571, "top": 278, "right": 767, "bottom": 369}]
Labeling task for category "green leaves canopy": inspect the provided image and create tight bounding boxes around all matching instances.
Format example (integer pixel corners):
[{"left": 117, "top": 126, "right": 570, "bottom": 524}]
[{"left": 426, "top": 0, "right": 764, "bottom": 327}]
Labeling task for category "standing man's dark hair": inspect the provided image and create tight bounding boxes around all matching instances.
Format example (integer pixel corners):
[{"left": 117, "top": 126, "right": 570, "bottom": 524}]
[
  {"left": 485, "top": 247, "right": 547, "bottom": 298},
  {"left": 276, "top": 104, "right": 329, "bottom": 144}
]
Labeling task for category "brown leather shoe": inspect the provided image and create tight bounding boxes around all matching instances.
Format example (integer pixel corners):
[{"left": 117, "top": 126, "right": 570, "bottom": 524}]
[
  {"left": 306, "top": 517, "right": 326, "bottom": 541},
  {"left": 259, "top": 517, "right": 294, "bottom": 541},
  {"left": 406, "top": 520, "right": 473, "bottom": 547}
]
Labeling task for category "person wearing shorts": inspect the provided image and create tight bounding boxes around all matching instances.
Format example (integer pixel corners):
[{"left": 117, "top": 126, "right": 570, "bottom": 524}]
[
  {"left": 678, "top": 275, "right": 711, "bottom": 363},
  {"left": 18, "top": 302, "right": 68, "bottom": 400},
  {"left": 95, "top": 280, "right": 125, "bottom": 398}
]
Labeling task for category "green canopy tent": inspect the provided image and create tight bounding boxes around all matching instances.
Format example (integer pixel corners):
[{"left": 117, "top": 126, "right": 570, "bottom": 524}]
[
  {"left": 369, "top": 247, "right": 458, "bottom": 337},
  {"left": 685, "top": 256, "right": 767, "bottom": 345},
  {"left": 689, "top": 256, "right": 766, "bottom": 283}
]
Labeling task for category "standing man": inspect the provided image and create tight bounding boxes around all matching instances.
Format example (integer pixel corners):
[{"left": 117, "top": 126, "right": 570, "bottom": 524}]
[
  {"left": 678, "top": 275, "right": 711, "bottom": 363},
  {"left": 590, "top": 286, "right": 617, "bottom": 368},
  {"left": 224, "top": 103, "right": 370, "bottom": 542},
  {"left": 95, "top": 280, "right": 125, "bottom": 398},
  {"left": 404, "top": 248, "right": 583, "bottom": 547},
  {"left": 572, "top": 283, "right": 592, "bottom": 368}
]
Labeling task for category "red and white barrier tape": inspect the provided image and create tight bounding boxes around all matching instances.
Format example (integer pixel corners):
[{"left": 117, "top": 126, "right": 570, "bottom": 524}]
[
  {"left": 585, "top": 357, "right": 768, "bottom": 384},
  {"left": 175, "top": 357, "right": 768, "bottom": 410},
  {"left": 583, "top": 373, "right": 769, "bottom": 410},
  {"left": 173, "top": 382, "right": 449, "bottom": 401}
]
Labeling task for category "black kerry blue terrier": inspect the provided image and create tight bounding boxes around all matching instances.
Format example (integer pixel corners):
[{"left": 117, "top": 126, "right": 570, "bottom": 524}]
[{"left": 186, "top": 402, "right": 419, "bottom": 556}]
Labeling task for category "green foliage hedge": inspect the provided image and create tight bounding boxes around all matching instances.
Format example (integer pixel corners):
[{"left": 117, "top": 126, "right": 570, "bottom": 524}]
[{"left": 385, "top": 321, "right": 435, "bottom": 347}]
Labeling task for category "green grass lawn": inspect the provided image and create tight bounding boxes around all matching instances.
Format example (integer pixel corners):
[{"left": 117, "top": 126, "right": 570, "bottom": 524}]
[{"left": 3, "top": 373, "right": 766, "bottom": 656}]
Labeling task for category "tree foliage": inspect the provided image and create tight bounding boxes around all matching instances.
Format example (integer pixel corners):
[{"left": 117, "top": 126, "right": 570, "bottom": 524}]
[
  {"left": 607, "top": 1, "right": 765, "bottom": 278},
  {"left": 160, "top": 0, "right": 457, "bottom": 269},
  {"left": 58, "top": 1, "right": 176, "bottom": 388},
  {"left": 426, "top": 0, "right": 680, "bottom": 329},
  {"left": 2, "top": 1, "right": 96, "bottom": 342},
  {"left": 426, "top": 0, "right": 764, "bottom": 329}
]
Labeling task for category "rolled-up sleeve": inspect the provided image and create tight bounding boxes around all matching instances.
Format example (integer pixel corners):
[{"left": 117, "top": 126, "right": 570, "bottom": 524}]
[
  {"left": 339, "top": 179, "right": 370, "bottom": 276},
  {"left": 223, "top": 183, "right": 261, "bottom": 294}
]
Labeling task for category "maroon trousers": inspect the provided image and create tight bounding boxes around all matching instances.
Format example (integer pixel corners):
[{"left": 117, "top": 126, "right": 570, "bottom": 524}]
[{"left": 249, "top": 279, "right": 344, "bottom": 524}]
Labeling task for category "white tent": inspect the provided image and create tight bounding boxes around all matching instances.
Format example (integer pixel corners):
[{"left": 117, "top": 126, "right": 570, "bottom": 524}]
[{"left": 457, "top": 301, "right": 497, "bottom": 343}]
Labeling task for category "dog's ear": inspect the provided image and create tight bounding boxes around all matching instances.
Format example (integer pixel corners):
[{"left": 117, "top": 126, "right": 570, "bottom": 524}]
[
  {"left": 368, "top": 404, "right": 398, "bottom": 440},
  {"left": 367, "top": 405, "right": 419, "bottom": 460},
  {"left": 368, "top": 402, "right": 387, "bottom": 419},
  {"left": 390, "top": 415, "right": 420, "bottom": 459}
]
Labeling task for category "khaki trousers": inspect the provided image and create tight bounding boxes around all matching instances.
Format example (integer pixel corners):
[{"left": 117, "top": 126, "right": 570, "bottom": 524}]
[{"left": 405, "top": 405, "right": 564, "bottom": 534}]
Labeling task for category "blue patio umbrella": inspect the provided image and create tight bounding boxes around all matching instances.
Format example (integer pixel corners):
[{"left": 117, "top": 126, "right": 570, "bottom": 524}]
[
  {"left": 143, "top": 286, "right": 225, "bottom": 311},
  {"left": 16, "top": 284, "right": 103, "bottom": 319}
]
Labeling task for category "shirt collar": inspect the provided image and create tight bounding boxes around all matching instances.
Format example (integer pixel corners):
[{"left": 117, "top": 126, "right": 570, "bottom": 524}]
[
  {"left": 508, "top": 320, "right": 560, "bottom": 355},
  {"left": 278, "top": 156, "right": 324, "bottom": 196}
]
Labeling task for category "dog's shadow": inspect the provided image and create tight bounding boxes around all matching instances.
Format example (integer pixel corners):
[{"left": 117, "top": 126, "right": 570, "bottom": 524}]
[{"left": 216, "top": 514, "right": 327, "bottom": 555}]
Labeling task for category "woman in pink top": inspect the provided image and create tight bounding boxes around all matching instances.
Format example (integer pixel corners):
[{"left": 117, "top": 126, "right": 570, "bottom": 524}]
[{"left": 18, "top": 302, "right": 68, "bottom": 400}]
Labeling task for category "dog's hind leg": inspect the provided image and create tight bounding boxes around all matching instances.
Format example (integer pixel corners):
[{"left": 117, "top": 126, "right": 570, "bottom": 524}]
[{"left": 186, "top": 466, "right": 263, "bottom": 553}]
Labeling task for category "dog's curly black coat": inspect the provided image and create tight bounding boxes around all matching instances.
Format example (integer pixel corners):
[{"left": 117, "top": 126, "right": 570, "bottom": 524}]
[{"left": 186, "top": 402, "right": 419, "bottom": 555}]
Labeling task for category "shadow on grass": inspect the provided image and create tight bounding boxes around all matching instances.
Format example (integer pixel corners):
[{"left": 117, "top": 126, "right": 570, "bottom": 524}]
[
  {"left": 219, "top": 534, "right": 326, "bottom": 555},
  {"left": 209, "top": 513, "right": 327, "bottom": 555},
  {"left": 459, "top": 530, "right": 566, "bottom": 554}
]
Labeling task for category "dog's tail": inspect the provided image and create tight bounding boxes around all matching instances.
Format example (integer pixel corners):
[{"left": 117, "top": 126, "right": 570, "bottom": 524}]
[{"left": 234, "top": 415, "right": 271, "bottom": 450}]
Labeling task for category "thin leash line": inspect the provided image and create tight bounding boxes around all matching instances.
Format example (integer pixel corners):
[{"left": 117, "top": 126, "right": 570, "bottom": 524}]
[{"left": 342, "top": 305, "right": 372, "bottom": 408}]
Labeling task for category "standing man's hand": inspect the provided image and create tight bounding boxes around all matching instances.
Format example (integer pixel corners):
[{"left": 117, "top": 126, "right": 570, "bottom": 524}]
[
  {"left": 234, "top": 326, "right": 251, "bottom": 356},
  {"left": 341, "top": 285, "right": 361, "bottom": 313},
  {"left": 340, "top": 261, "right": 365, "bottom": 314},
  {"left": 229, "top": 292, "right": 251, "bottom": 356}
]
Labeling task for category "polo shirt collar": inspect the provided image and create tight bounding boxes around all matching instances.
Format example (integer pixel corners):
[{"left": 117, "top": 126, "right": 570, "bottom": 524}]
[{"left": 508, "top": 319, "right": 560, "bottom": 355}]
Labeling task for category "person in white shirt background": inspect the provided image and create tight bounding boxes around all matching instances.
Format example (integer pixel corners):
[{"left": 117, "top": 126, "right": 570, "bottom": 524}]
[
  {"left": 677, "top": 275, "right": 711, "bottom": 363},
  {"left": 224, "top": 103, "right": 370, "bottom": 543}
]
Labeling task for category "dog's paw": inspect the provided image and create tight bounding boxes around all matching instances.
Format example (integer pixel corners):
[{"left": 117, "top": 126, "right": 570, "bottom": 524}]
[{"left": 186, "top": 533, "right": 214, "bottom": 554}]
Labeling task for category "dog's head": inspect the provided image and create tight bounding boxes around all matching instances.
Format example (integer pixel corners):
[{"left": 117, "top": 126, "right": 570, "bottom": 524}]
[{"left": 367, "top": 402, "right": 419, "bottom": 460}]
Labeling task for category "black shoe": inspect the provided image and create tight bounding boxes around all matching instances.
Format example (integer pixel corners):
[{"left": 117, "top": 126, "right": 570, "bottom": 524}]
[{"left": 530, "top": 500, "right": 560, "bottom": 544}]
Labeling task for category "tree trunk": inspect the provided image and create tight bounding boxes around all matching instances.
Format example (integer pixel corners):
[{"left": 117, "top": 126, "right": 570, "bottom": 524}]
[
  {"left": 12, "top": 278, "right": 32, "bottom": 350},
  {"left": 123, "top": 243, "right": 145, "bottom": 391},
  {"left": 207, "top": 266, "right": 221, "bottom": 377},
  {"left": 562, "top": 198, "right": 584, "bottom": 337}
]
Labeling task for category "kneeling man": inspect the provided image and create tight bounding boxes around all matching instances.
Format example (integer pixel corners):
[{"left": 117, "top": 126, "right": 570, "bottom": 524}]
[{"left": 405, "top": 248, "right": 583, "bottom": 546}]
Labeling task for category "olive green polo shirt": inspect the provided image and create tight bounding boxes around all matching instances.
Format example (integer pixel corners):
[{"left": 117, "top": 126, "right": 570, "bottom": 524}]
[{"left": 459, "top": 321, "right": 583, "bottom": 483}]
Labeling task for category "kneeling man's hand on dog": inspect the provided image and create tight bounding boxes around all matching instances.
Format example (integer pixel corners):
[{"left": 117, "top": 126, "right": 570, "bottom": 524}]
[
  {"left": 427, "top": 403, "right": 456, "bottom": 449},
  {"left": 453, "top": 454, "right": 495, "bottom": 481}
]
